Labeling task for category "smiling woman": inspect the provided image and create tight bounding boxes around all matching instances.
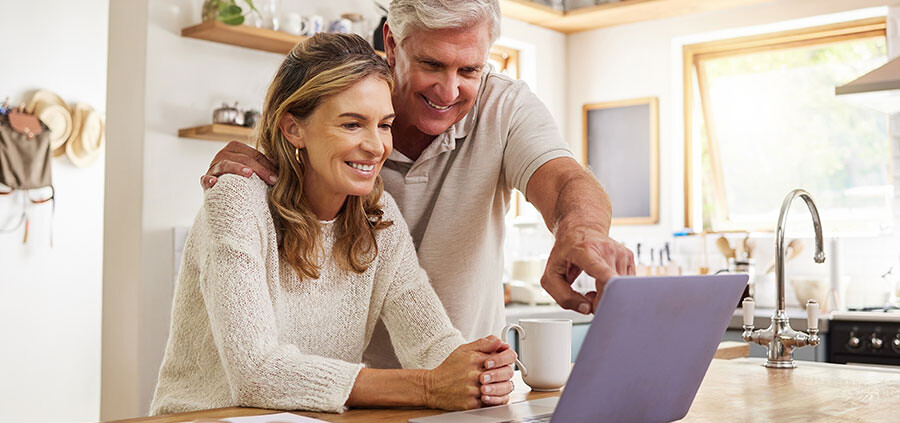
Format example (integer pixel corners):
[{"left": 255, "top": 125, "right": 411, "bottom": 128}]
[{"left": 149, "top": 33, "right": 517, "bottom": 416}]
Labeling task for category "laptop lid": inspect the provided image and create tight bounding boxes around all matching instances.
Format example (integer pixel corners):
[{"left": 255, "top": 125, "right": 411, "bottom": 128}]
[{"left": 552, "top": 274, "right": 748, "bottom": 423}]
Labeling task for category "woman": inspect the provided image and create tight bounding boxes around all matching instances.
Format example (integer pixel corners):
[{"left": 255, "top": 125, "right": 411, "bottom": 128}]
[{"left": 150, "top": 33, "right": 515, "bottom": 415}]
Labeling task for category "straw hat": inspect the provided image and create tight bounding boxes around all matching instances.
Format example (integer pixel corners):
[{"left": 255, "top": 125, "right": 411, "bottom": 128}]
[
  {"left": 25, "top": 90, "right": 66, "bottom": 114},
  {"left": 27, "top": 90, "right": 72, "bottom": 151},
  {"left": 65, "top": 103, "right": 105, "bottom": 168}
]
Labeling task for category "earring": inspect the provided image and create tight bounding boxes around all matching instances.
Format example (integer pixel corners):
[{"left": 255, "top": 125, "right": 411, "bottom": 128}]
[{"left": 295, "top": 147, "right": 300, "bottom": 162}]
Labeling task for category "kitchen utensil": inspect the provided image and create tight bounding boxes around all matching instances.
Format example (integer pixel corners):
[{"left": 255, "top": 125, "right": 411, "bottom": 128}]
[
  {"left": 715, "top": 236, "right": 735, "bottom": 260},
  {"left": 716, "top": 257, "right": 755, "bottom": 306},
  {"left": 765, "top": 239, "right": 804, "bottom": 273},
  {"left": 242, "top": 109, "right": 260, "bottom": 127},
  {"left": 212, "top": 102, "right": 242, "bottom": 126},
  {"left": 743, "top": 235, "right": 755, "bottom": 258},
  {"left": 502, "top": 319, "right": 572, "bottom": 391}
]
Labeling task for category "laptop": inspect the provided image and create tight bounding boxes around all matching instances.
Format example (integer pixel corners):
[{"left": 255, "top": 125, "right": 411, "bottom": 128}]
[{"left": 409, "top": 274, "right": 748, "bottom": 423}]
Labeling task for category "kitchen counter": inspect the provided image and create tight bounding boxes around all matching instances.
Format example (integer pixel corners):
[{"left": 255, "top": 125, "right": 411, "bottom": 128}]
[
  {"left": 506, "top": 304, "right": 832, "bottom": 332},
  {"left": 104, "top": 356, "right": 900, "bottom": 423}
]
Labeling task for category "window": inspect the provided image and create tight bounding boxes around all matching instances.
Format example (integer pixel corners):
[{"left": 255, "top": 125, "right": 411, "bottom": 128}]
[{"left": 683, "top": 17, "right": 891, "bottom": 233}]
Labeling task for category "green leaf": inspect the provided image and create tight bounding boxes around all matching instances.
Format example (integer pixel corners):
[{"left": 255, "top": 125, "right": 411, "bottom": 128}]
[
  {"left": 217, "top": 13, "right": 244, "bottom": 25},
  {"left": 219, "top": 4, "right": 242, "bottom": 16}
]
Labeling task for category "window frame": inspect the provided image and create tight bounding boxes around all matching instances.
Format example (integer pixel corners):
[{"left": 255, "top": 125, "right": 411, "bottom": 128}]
[{"left": 681, "top": 17, "right": 888, "bottom": 231}]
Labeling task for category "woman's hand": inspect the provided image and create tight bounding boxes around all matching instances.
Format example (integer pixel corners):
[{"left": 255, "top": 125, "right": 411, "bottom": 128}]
[{"left": 424, "top": 335, "right": 517, "bottom": 410}]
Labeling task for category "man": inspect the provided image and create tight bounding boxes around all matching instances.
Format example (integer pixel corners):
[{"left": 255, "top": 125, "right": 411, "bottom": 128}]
[{"left": 202, "top": 0, "right": 634, "bottom": 367}]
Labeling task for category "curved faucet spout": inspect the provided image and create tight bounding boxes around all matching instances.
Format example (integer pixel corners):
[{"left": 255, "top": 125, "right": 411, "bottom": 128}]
[{"left": 775, "top": 189, "right": 826, "bottom": 312}]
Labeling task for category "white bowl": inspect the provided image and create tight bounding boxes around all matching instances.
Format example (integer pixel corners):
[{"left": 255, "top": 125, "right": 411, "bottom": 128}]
[{"left": 790, "top": 277, "right": 830, "bottom": 311}]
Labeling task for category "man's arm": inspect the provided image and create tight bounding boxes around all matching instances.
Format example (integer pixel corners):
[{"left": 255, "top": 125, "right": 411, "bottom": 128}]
[
  {"left": 525, "top": 157, "right": 635, "bottom": 314},
  {"left": 200, "top": 141, "right": 279, "bottom": 189}
]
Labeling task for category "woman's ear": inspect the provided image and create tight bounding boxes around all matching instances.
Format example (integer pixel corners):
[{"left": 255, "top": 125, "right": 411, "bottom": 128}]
[{"left": 278, "top": 113, "right": 306, "bottom": 149}]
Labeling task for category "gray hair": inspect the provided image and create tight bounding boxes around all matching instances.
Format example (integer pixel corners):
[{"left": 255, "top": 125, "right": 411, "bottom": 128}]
[{"left": 387, "top": 0, "right": 501, "bottom": 45}]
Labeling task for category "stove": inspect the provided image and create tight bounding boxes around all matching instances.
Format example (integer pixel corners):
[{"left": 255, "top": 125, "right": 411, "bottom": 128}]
[{"left": 828, "top": 308, "right": 900, "bottom": 367}]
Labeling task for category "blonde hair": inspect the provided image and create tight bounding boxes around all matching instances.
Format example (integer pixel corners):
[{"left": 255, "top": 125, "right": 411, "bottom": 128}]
[{"left": 255, "top": 33, "right": 394, "bottom": 280}]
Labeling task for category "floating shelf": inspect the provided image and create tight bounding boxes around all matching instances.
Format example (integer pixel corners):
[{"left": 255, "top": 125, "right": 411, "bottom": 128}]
[
  {"left": 181, "top": 20, "right": 385, "bottom": 57},
  {"left": 178, "top": 124, "right": 253, "bottom": 143},
  {"left": 181, "top": 20, "right": 306, "bottom": 54},
  {"left": 499, "top": 0, "right": 777, "bottom": 34}
]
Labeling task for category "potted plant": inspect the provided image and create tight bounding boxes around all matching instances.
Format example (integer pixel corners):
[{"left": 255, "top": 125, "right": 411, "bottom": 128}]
[{"left": 202, "top": 0, "right": 260, "bottom": 25}]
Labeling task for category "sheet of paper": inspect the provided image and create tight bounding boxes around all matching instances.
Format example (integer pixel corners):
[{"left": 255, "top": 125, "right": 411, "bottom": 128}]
[{"left": 175, "top": 412, "right": 328, "bottom": 423}]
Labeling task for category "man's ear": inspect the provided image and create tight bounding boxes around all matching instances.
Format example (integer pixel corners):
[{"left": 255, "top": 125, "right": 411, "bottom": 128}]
[
  {"left": 384, "top": 22, "right": 397, "bottom": 68},
  {"left": 278, "top": 113, "right": 305, "bottom": 149}
]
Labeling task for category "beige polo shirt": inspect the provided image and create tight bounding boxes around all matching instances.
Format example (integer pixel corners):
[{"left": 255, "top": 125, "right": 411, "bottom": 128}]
[{"left": 363, "top": 70, "right": 573, "bottom": 368}]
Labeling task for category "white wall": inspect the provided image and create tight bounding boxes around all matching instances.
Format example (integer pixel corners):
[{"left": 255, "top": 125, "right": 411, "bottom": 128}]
[
  {"left": 566, "top": 0, "right": 900, "bottom": 307},
  {"left": 0, "top": 1, "right": 109, "bottom": 422},
  {"left": 101, "top": 0, "right": 566, "bottom": 419},
  {"left": 500, "top": 17, "right": 568, "bottom": 141}
]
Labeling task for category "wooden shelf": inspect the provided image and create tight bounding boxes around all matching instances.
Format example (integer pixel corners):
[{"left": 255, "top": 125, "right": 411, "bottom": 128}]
[
  {"left": 181, "top": 20, "right": 307, "bottom": 54},
  {"left": 178, "top": 124, "right": 253, "bottom": 143},
  {"left": 181, "top": 20, "right": 386, "bottom": 57},
  {"left": 500, "top": 0, "right": 777, "bottom": 34}
]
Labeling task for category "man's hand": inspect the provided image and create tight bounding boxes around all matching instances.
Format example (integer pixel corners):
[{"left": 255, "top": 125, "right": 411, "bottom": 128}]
[
  {"left": 525, "top": 158, "right": 635, "bottom": 315},
  {"left": 541, "top": 221, "right": 634, "bottom": 315},
  {"left": 201, "top": 141, "right": 279, "bottom": 190}
]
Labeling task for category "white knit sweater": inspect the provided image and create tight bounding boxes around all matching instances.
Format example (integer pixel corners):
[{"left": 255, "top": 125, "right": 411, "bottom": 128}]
[{"left": 150, "top": 174, "right": 465, "bottom": 415}]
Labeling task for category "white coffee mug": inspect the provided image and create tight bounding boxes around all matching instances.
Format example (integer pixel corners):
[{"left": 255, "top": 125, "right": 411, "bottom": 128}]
[
  {"left": 502, "top": 318, "right": 572, "bottom": 391},
  {"left": 282, "top": 12, "right": 307, "bottom": 36}
]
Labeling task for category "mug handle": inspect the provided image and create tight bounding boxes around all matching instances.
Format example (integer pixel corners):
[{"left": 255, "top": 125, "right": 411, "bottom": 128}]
[
  {"left": 298, "top": 18, "right": 309, "bottom": 36},
  {"left": 501, "top": 323, "right": 528, "bottom": 377}
]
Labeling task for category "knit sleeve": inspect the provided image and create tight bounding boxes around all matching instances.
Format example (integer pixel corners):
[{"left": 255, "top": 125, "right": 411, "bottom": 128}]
[
  {"left": 376, "top": 196, "right": 466, "bottom": 370},
  {"left": 198, "top": 175, "right": 363, "bottom": 413}
]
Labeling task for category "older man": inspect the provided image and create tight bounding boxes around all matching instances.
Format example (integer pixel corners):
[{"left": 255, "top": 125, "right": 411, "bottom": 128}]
[{"left": 202, "top": 0, "right": 634, "bottom": 367}]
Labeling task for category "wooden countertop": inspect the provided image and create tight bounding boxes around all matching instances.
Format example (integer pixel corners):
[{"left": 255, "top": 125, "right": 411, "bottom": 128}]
[{"left": 105, "top": 355, "right": 900, "bottom": 423}]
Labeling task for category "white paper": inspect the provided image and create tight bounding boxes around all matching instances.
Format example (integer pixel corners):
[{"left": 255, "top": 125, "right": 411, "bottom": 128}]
[{"left": 175, "top": 412, "right": 328, "bottom": 423}]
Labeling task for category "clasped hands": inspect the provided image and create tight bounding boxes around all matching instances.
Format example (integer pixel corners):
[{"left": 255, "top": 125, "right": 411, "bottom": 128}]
[{"left": 426, "top": 335, "right": 517, "bottom": 410}]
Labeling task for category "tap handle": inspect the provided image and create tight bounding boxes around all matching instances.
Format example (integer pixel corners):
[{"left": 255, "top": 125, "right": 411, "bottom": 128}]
[
  {"left": 742, "top": 297, "right": 755, "bottom": 326},
  {"left": 807, "top": 300, "right": 819, "bottom": 331}
]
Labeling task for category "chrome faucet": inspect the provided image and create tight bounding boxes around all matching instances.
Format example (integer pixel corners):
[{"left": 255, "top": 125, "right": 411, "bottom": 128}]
[{"left": 741, "top": 189, "right": 826, "bottom": 368}]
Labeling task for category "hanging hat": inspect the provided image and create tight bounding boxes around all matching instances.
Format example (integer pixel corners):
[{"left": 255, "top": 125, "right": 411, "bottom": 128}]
[
  {"left": 65, "top": 103, "right": 105, "bottom": 168},
  {"left": 25, "top": 90, "right": 67, "bottom": 114},
  {"left": 57, "top": 102, "right": 84, "bottom": 157},
  {"left": 27, "top": 90, "right": 72, "bottom": 151}
]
